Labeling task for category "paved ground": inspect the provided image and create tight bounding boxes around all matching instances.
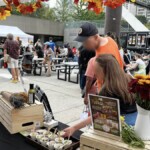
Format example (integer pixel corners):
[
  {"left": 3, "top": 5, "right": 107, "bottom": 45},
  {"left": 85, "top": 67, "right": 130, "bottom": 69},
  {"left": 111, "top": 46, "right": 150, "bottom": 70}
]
[{"left": 0, "top": 68, "right": 84, "bottom": 126}]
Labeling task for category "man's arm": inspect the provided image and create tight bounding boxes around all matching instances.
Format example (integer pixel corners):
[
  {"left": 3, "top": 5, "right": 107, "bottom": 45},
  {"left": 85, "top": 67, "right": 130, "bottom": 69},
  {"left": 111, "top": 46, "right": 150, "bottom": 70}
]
[
  {"left": 84, "top": 76, "right": 94, "bottom": 105},
  {"left": 84, "top": 57, "right": 96, "bottom": 105}
]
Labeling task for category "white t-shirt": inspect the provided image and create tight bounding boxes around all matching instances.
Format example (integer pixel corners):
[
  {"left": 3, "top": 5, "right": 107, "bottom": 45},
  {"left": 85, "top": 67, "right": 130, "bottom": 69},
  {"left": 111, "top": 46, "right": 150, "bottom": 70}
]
[
  {"left": 136, "top": 59, "right": 146, "bottom": 67},
  {"left": 119, "top": 48, "right": 124, "bottom": 59}
]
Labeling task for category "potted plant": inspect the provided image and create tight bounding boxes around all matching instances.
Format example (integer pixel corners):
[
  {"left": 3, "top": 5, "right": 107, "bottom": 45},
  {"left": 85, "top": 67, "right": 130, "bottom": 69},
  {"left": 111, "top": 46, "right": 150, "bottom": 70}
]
[{"left": 129, "top": 75, "right": 150, "bottom": 140}]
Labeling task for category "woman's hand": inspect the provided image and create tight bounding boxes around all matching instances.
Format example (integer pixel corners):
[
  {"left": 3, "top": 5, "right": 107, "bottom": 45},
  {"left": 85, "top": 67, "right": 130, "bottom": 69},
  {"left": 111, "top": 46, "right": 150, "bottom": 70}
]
[{"left": 62, "top": 126, "right": 76, "bottom": 137}]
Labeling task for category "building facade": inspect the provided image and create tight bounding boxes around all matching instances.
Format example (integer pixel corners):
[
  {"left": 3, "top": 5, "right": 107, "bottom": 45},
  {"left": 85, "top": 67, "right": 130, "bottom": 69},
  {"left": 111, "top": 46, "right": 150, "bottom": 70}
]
[
  {"left": 0, "top": 15, "right": 64, "bottom": 43},
  {"left": 124, "top": 2, "right": 150, "bottom": 22}
]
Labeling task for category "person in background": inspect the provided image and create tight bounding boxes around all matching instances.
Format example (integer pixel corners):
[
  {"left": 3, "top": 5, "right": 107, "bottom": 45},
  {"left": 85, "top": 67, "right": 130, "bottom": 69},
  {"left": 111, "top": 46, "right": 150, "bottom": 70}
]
[
  {"left": 43, "top": 44, "right": 53, "bottom": 77},
  {"left": 78, "top": 45, "right": 95, "bottom": 93},
  {"left": 124, "top": 49, "right": 130, "bottom": 65},
  {"left": 63, "top": 55, "right": 137, "bottom": 137},
  {"left": 67, "top": 47, "right": 74, "bottom": 61},
  {"left": 16, "top": 37, "right": 22, "bottom": 47},
  {"left": 25, "top": 46, "right": 31, "bottom": 52},
  {"left": 127, "top": 53, "right": 146, "bottom": 75},
  {"left": 48, "top": 37, "right": 56, "bottom": 53},
  {"left": 75, "top": 22, "right": 123, "bottom": 105},
  {"left": 34, "top": 39, "right": 42, "bottom": 48},
  {"left": 28, "top": 41, "right": 34, "bottom": 52},
  {"left": 55, "top": 46, "right": 61, "bottom": 57},
  {"left": 63, "top": 45, "right": 68, "bottom": 56},
  {"left": 3, "top": 33, "right": 20, "bottom": 83},
  {"left": 127, "top": 50, "right": 131, "bottom": 61},
  {"left": 72, "top": 46, "right": 77, "bottom": 55}
]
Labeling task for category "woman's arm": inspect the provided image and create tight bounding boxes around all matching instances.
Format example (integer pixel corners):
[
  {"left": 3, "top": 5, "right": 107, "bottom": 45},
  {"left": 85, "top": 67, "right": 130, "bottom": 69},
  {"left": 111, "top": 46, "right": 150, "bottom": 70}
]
[
  {"left": 63, "top": 117, "right": 92, "bottom": 137},
  {"left": 130, "top": 63, "right": 138, "bottom": 70}
]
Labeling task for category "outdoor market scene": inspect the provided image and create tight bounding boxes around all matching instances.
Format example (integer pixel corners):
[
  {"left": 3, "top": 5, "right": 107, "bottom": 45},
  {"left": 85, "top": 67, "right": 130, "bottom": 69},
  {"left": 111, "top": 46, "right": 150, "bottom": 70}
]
[{"left": 0, "top": 0, "right": 150, "bottom": 150}]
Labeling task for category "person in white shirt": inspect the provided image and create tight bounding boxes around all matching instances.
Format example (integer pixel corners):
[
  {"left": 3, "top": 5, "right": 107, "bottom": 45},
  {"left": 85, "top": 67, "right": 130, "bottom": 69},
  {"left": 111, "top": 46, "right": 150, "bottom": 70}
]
[{"left": 127, "top": 53, "right": 146, "bottom": 75}]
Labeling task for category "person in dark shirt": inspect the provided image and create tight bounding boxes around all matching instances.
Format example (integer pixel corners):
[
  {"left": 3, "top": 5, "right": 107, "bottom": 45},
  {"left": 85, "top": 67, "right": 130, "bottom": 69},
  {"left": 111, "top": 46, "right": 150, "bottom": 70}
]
[
  {"left": 124, "top": 49, "right": 130, "bottom": 65},
  {"left": 67, "top": 47, "right": 74, "bottom": 61},
  {"left": 35, "top": 45, "right": 44, "bottom": 58},
  {"left": 3, "top": 33, "right": 20, "bottom": 83},
  {"left": 78, "top": 46, "right": 95, "bottom": 90}
]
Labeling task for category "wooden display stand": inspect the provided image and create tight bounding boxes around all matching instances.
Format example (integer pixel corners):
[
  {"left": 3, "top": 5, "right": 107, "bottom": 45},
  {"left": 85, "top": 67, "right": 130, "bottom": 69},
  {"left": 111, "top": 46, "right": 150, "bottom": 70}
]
[
  {"left": 0, "top": 96, "right": 44, "bottom": 134},
  {"left": 80, "top": 130, "right": 150, "bottom": 150}
]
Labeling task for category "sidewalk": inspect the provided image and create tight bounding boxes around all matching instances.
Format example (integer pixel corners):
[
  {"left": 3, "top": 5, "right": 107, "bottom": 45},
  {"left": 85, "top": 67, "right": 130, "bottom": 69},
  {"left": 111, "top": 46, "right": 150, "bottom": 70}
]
[{"left": 0, "top": 69, "right": 83, "bottom": 126}]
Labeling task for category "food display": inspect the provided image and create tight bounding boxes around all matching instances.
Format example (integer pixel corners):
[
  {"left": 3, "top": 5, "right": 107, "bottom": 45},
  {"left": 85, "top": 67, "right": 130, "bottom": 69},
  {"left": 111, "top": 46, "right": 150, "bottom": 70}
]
[{"left": 25, "top": 128, "right": 79, "bottom": 150}]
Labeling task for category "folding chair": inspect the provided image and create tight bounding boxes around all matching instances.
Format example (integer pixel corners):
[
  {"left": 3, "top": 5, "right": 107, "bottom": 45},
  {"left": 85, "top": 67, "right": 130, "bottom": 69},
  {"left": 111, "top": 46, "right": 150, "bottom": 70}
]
[{"left": 35, "top": 85, "right": 54, "bottom": 119}]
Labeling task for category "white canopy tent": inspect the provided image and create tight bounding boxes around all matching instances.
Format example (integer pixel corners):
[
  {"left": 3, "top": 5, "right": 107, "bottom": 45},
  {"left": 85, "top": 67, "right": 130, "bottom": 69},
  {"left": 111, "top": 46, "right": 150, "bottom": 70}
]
[
  {"left": 122, "top": 6, "right": 149, "bottom": 32},
  {"left": 0, "top": 25, "right": 34, "bottom": 46}
]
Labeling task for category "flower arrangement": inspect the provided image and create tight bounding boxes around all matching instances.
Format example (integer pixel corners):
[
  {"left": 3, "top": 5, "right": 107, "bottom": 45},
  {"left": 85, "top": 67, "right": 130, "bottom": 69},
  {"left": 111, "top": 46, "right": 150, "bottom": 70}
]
[
  {"left": 0, "top": 0, "right": 48, "bottom": 20},
  {"left": 129, "top": 75, "right": 150, "bottom": 110},
  {"left": 74, "top": 0, "right": 136, "bottom": 14}
]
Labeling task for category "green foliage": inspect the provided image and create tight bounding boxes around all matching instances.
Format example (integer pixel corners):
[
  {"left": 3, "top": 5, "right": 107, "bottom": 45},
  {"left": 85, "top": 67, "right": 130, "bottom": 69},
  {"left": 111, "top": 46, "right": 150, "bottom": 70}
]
[
  {"left": 145, "top": 23, "right": 150, "bottom": 29},
  {"left": 122, "top": 123, "right": 145, "bottom": 149},
  {"left": 54, "top": 0, "right": 72, "bottom": 22},
  {"left": 72, "top": 1, "right": 105, "bottom": 21},
  {"left": 11, "top": 1, "right": 105, "bottom": 22},
  {"left": 136, "top": 15, "right": 148, "bottom": 25}
]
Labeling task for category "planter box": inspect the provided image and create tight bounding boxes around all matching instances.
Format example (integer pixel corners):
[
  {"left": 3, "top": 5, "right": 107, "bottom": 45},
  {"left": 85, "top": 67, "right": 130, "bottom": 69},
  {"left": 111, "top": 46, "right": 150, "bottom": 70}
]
[
  {"left": 0, "top": 96, "right": 44, "bottom": 134},
  {"left": 80, "top": 130, "right": 150, "bottom": 150}
]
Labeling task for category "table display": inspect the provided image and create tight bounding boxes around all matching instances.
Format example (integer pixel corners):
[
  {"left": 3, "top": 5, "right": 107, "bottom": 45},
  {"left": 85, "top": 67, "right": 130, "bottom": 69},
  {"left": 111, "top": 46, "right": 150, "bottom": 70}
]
[
  {"left": 0, "top": 87, "right": 82, "bottom": 150},
  {"left": 0, "top": 122, "right": 82, "bottom": 150},
  {"left": 21, "top": 127, "right": 80, "bottom": 150}
]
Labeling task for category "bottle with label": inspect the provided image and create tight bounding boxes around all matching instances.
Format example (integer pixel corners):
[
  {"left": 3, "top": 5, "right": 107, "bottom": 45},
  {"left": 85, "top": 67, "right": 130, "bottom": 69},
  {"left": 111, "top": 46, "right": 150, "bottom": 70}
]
[{"left": 28, "top": 84, "right": 35, "bottom": 104}]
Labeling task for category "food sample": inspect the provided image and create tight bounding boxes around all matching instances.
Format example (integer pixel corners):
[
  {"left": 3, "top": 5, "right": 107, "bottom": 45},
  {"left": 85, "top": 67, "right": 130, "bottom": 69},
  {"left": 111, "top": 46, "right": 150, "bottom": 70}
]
[
  {"left": 29, "top": 132, "right": 38, "bottom": 140},
  {"left": 36, "top": 129, "right": 47, "bottom": 135},
  {"left": 63, "top": 140, "right": 72, "bottom": 148},
  {"left": 55, "top": 137, "right": 64, "bottom": 143},
  {"left": 40, "top": 137, "right": 49, "bottom": 146},
  {"left": 54, "top": 143, "right": 64, "bottom": 150},
  {"left": 36, "top": 134, "right": 44, "bottom": 142},
  {"left": 49, "top": 134, "right": 58, "bottom": 140},
  {"left": 47, "top": 141, "right": 55, "bottom": 150},
  {"left": 45, "top": 132, "right": 53, "bottom": 138}
]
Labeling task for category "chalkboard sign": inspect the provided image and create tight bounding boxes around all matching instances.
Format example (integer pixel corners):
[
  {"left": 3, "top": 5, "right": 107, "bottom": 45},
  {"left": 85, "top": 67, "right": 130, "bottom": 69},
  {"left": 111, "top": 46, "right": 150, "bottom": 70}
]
[{"left": 89, "top": 95, "right": 121, "bottom": 137}]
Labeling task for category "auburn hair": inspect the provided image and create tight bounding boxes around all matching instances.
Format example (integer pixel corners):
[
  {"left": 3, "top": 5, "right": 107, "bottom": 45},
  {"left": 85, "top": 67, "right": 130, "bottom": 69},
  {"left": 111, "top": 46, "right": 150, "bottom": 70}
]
[{"left": 96, "top": 54, "right": 133, "bottom": 104}]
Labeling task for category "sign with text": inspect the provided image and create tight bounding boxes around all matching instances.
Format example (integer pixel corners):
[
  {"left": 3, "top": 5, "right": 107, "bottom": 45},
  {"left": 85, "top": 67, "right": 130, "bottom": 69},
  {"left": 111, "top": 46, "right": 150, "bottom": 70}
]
[{"left": 89, "top": 95, "right": 121, "bottom": 136}]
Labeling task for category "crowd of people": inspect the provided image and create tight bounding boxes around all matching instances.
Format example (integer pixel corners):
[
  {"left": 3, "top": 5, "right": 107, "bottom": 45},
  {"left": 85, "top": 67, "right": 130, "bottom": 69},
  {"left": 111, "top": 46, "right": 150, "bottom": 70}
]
[{"left": 0, "top": 35, "right": 79, "bottom": 80}]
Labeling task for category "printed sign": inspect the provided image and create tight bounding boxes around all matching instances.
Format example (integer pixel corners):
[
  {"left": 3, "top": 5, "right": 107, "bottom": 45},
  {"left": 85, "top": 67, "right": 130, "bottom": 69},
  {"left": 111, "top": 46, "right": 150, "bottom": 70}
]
[{"left": 89, "top": 95, "right": 121, "bottom": 136}]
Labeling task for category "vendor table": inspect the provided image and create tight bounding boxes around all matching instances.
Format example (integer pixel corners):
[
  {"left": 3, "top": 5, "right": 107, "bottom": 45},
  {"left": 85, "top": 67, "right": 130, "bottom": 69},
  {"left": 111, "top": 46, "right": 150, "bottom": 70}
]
[
  {"left": 57, "top": 62, "right": 79, "bottom": 84},
  {"left": 80, "top": 131, "right": 150, "bottom": 150},
  {"left": 0, "top": 122, "right": 82, "bottom": 150}
]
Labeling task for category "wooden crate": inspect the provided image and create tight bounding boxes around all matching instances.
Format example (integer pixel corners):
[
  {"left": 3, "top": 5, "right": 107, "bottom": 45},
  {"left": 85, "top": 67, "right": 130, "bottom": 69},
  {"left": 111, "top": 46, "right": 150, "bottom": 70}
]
[
  {"left": 80, "top": 130, "right": 150, "bottom": 150},
  {"left": 0, "top": 96, "right": 44, "bottom": 134}
]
